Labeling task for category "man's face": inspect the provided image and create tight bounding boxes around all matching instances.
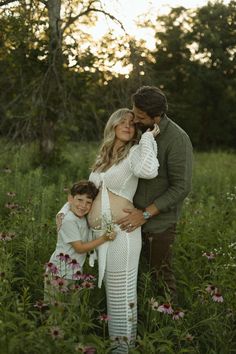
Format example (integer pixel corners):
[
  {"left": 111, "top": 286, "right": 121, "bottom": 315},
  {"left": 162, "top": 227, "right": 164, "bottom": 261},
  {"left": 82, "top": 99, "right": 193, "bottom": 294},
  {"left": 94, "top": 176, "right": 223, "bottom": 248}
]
[{"left": 132, "top": 106, "right": 155, "bottom": 132}]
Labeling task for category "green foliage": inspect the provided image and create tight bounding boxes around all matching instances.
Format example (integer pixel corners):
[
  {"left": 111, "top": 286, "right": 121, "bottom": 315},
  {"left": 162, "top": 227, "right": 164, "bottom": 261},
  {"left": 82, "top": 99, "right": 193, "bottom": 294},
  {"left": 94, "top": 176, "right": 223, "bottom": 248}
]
[
  {"left": 1, "top": 1, "right": 235, "bottom": 165},
  {"left": 0, "top": 141, "right": 236, "bottom": 352},
  {"left": 149, "top": 1, "right": 236, "bottom": 149}
]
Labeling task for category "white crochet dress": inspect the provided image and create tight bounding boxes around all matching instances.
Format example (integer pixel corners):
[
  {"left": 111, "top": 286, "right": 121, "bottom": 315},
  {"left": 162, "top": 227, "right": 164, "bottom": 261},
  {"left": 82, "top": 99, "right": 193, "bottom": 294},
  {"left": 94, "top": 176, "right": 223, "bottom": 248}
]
[
  {"left": 89, "top": 132, "right": 159, "bottom": 353},
  {"left": 58, "top": 132, "right": 159, "bottom": 353}
]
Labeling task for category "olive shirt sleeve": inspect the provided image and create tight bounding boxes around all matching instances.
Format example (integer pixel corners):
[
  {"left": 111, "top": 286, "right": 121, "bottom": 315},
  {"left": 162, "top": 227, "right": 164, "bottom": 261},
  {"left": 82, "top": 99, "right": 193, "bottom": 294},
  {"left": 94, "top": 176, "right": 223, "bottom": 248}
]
[{"left": 153, "top": 133, "right": 193, "bottom": 212}]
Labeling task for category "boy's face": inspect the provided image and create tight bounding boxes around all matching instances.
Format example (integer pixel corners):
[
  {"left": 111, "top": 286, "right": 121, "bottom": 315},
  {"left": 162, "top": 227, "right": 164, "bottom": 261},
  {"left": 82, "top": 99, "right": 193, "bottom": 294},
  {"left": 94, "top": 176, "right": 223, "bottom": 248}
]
[{"left": 68, "top": 193, "right": 93, "bottom": 218}]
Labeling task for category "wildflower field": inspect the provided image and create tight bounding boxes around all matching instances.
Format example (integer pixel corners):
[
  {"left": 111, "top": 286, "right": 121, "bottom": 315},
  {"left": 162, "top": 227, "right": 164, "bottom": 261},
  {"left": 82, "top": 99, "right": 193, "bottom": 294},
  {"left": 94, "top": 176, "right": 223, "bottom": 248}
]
[{"left": 0, "top": 141, "right": 236, "bottom": 354}]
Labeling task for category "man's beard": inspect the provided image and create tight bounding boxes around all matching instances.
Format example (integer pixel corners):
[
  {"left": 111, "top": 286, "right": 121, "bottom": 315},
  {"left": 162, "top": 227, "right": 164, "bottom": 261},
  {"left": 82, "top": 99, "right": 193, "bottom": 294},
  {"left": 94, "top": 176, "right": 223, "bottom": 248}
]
[{"left": 136, "top": 123, "right": 154, "bottom": 133}]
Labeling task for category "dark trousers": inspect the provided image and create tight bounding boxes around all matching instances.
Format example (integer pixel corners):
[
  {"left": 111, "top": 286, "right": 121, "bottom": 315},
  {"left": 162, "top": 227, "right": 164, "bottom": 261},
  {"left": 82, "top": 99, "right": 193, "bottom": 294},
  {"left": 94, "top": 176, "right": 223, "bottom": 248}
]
[{"left": 142, "top": 225, "right": 177, "bottom": 298}]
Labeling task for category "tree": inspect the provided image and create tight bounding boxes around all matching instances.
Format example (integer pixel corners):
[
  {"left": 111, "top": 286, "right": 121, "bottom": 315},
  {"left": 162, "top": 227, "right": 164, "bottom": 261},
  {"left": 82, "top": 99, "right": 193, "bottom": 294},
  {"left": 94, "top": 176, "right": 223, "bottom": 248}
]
[
  {"left": 146, "top": 1, "right": 236, "bottom": 149},
  {"left": 0, "top": 0, "right": 124, "bottom": 163}
]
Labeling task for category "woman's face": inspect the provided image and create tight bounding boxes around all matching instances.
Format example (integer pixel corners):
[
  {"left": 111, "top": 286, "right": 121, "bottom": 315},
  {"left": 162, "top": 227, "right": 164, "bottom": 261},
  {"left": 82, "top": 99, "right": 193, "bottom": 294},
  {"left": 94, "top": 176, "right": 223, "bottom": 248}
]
[{"left": 114, "top": 113, "right": 135, "bottom": 144}]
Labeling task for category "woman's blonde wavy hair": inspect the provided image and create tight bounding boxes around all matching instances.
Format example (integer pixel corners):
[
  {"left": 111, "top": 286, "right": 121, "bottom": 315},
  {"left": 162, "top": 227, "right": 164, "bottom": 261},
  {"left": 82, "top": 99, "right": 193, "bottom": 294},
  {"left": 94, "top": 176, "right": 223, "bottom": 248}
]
[{"left": 92, "top": 108, "right": 139, "bottom": 172}]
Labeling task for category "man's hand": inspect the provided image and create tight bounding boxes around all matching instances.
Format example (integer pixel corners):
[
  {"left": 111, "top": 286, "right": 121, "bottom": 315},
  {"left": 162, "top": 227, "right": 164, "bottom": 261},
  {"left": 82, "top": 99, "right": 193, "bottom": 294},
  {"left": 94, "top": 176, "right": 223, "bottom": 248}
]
[
  {"left": 56, "top": 213, "right": 65, "bottom": 232},
  {"left": 117, "top": 208, "right": 146, "bottom": 232}
]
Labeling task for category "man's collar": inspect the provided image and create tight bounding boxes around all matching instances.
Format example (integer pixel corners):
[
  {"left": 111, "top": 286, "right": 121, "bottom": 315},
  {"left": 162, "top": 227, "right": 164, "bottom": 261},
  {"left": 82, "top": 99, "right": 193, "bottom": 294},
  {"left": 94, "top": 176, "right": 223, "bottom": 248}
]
[{"left": 158, "top": 114, "right": 169, "bottom": 135}]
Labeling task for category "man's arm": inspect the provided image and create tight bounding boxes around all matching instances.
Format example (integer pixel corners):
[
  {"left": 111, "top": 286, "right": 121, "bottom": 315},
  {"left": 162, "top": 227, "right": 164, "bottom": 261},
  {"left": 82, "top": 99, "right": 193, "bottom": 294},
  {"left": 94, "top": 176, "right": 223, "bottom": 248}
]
[
  {"left": 117, "top": 204, "right": 160, "bottom": 232},
  {"left": 118, "top": 134, "right": 193, "bottom": 231},
  {"left": 153, "top": 134, "right": 193, "bottom": 212}
]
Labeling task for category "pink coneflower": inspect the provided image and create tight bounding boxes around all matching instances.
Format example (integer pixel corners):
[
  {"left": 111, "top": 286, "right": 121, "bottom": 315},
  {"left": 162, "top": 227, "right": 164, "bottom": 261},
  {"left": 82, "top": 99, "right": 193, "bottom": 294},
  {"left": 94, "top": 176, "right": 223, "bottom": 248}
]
[
  {"left": 0, "top": 233, "right": 9, "bottom": 241},
  {"left": 75, "top": 344, "right": 96, "bottom": 353},
  {"left": 6, "top": 191, "right": 16, "bottom": 197},
  {"left": 3, "top": 167, "right": 12, "bottom": 173},
  {"left": 157, "top": 303, "right": 174, "bottom": 314},
  {"left": 149, "top": 297, "right": 159, "bottom": 311},
  {"left": 51, "top": 277, "right": 68, "bottom": 292},
  {"left": 56, "top": 253, "right": 71, "bottom": 262},
  {"left": 49, "top": 326, "right": 64, "bottom": 340},
  {"left": 81, "top": 281, "right": 95, "bottom": 289},
  {"left": 172, "top": 309, "right": 185, "bottom": 320},
  {"left": 70, "top": 283, "right": 81, "bottom": 291},
  {"left": 45, "top": 262, "right": 59, "bottom": 275},
  {"left": 64, "top": 254, "right": 71, "bottom": 262},
  {"left": 5, "top": 202, "right": 19, "bottom": 210},
  {"left": 50, "top": 300, "right": 64, "bottom": 308},
  {"left": 212, "top": 291, "right": 224, "bottom": 303},
  {"left": 72, "top": 270, "right": 83, "bottom": 280},
  {"left": 0, "top": 232, "right": 16, "bottom": 241},
  {"left": 68, "top": 259, "right": 81, "bottom": 270},
  {"left": 84, "top": 274, "right": 96, "bottom": 282},
  {"left": 202, "top": 251, "right": 215, "bottom": 260},
  {"left": 99, "top": 313, "right": 110, "bottom": 322},
  {"left": 185, "top": 333, "right": 194, "bottom": 341},
  {"left": 34, "top": 300, "right": 49, "bottom": 311},
  {"left": 56, "top": 253, "right": 66, "bottom": 261},
  {"left": 83, "top": 346, "right": 96, "bottom": 353},
  {"left": 205, "top": 284, "right": 216, "bottom": 294}
]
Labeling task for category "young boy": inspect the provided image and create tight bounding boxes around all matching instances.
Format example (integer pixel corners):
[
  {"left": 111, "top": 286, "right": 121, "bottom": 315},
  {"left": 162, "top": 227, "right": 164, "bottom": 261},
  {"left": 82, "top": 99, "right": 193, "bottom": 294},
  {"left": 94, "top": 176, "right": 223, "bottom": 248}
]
[{"left": 44, "top": 180, "right": 115, "bottom": 300}]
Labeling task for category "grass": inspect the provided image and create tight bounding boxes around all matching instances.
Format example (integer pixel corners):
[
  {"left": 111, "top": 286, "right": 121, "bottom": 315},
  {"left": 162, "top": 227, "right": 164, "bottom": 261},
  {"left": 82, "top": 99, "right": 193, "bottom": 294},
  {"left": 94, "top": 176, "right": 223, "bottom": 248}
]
[{"left": 0, "top": 141, "right": 235, "bottom": 353}]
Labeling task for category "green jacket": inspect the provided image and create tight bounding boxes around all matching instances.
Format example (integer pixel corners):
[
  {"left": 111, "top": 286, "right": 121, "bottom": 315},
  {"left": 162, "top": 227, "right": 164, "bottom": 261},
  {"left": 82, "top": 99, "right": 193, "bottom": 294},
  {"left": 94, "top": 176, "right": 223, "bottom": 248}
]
[{"left": 133, "top": 114, "right": 193, "bottom": 233}]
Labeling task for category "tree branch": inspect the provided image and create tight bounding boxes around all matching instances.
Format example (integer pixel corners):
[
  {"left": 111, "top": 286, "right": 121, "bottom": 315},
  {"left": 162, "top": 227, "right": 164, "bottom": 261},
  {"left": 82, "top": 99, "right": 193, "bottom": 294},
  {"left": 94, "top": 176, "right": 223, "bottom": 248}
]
[{"left": 62, "top": 7, "right": 126, "bottom": 34}]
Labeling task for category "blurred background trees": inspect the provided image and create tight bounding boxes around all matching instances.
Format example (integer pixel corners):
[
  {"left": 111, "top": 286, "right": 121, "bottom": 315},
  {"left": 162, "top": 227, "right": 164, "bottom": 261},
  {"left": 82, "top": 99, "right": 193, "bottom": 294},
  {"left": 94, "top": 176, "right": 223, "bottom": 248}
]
[{"left": 0, "top": 0, "right": 235, "bottom": 164}]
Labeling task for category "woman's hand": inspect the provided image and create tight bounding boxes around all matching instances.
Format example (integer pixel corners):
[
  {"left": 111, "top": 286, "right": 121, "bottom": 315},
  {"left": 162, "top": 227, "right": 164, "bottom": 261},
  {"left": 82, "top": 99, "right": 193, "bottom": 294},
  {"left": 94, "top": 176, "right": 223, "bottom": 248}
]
[
  {"left": 56, "top": 213, "right": 65, "bottom": 231},
  {"left": 148, "top": 123, "right": 160, "bottom": 137},
  {"left": 117, "top": 208, "right": 147, "bottom": 232}
]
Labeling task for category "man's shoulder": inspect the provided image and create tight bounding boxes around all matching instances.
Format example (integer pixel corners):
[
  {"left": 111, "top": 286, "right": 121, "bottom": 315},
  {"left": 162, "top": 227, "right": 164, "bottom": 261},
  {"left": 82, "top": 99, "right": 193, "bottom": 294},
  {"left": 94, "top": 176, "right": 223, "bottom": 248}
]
[
  {"left": 164, "top": 117, "right": 192, "bottom": 147},
  {"left": 167, "top": 117, "right": 189, "bottom": 137}
]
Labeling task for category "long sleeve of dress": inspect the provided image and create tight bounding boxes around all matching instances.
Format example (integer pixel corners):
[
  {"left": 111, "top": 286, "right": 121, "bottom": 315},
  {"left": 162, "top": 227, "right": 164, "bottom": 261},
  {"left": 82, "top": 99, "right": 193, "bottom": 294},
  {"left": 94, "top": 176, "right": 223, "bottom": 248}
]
[{"left": 129, "top": 131, "right": 159, "bottom": 179}]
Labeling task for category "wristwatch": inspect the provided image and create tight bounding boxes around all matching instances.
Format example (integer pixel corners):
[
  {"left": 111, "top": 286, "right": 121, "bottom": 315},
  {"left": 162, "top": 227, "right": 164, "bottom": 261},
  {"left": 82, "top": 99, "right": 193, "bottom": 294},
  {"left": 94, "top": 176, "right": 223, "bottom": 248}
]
[{"left": 143, "top": 210, "right": 152, "bottom": 220}]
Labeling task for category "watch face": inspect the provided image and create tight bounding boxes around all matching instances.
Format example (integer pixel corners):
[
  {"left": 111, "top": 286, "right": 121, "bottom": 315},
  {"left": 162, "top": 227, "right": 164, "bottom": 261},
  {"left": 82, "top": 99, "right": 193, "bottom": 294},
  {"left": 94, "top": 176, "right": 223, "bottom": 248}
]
[{"left": 143, "top": 211, "right": 151, "bottom": 220}]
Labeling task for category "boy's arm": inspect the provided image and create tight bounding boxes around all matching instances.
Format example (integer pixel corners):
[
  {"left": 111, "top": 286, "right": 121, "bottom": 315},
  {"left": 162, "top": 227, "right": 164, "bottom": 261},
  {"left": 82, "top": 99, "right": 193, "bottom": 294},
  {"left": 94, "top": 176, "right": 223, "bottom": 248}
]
[{"left": 70, "top": 231, "right": 116, "bottom": 254}]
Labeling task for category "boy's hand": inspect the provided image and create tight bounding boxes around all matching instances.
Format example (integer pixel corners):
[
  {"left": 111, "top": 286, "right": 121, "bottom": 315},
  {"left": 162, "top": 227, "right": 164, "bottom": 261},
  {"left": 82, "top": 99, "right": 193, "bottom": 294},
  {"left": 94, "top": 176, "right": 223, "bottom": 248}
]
[
  {"left": 56, "top": 213, "right": 65, "bottom": 231},
  {"left": 103, "top": 230, "right": 116, "bottom": 241}
]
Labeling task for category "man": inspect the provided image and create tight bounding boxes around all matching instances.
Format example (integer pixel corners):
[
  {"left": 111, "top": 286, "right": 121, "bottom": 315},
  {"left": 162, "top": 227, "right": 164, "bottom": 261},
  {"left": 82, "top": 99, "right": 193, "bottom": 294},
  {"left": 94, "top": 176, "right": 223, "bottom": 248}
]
[{"left": 118, "top": 86, "right": 193, "bottom": 300}]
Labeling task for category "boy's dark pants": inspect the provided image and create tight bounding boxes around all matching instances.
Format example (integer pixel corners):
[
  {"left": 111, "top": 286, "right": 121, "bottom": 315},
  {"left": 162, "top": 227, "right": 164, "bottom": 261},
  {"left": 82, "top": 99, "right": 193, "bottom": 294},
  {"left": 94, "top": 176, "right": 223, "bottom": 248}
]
[{"left": 142, "top": 225, "right": 177, "bottom": 298}]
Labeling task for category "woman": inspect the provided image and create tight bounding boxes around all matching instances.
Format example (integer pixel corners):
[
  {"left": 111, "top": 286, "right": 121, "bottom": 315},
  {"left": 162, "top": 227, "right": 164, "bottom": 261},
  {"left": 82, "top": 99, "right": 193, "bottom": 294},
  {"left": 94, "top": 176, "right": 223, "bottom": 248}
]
[{"left": 58, "top": 108, "right": 159, "bottom": 353}]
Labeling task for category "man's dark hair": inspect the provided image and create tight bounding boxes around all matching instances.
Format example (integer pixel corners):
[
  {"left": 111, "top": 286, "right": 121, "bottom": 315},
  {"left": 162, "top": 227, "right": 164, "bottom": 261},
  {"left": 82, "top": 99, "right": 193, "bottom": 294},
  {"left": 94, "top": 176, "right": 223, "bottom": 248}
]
[
  {"left": 132, "top": 86, "right": 168, "bottom": 118},
  {"left": 70, "top": 180, "right": 98, "bottom": 200}
]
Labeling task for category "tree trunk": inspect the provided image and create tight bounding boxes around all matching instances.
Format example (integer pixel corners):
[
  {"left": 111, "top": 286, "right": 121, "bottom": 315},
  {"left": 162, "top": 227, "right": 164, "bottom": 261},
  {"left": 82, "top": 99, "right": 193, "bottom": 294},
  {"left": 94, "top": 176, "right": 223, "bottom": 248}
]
[{"left": 40, "top": 0, "right": 63, "bottom": 162}]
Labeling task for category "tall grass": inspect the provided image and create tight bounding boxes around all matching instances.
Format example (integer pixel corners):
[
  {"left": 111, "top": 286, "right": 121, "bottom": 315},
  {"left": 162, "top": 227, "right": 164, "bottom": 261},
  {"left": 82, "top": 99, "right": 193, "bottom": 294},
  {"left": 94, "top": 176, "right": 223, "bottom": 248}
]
[{"left": 0, "top": 141, "right": 235, "bottom": 353}]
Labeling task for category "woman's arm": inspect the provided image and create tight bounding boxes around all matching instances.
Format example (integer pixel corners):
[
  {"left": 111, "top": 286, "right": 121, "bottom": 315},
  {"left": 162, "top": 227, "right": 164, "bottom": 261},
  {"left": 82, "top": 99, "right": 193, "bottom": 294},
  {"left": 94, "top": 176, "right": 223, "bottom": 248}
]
[
  {"left": 56, "top": 202, "right": 70, "bottom": 231},
  {"left": 129, "top": 130, "right": 159, "bottom": 179}
]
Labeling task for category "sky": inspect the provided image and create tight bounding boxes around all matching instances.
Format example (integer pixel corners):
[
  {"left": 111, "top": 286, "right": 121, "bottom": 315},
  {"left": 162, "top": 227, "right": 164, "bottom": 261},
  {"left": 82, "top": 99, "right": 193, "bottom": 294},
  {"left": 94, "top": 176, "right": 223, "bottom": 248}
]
[{"left": 89, "top": 0, "right": 230, "bottom": 50}]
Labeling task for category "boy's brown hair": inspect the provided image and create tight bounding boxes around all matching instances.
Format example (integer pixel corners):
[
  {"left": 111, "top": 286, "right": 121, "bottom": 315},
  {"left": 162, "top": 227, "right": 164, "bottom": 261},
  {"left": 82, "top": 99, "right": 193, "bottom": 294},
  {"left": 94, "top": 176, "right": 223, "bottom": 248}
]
[{"left": 70, "top": 180, "right": 98, "bottom": 200}]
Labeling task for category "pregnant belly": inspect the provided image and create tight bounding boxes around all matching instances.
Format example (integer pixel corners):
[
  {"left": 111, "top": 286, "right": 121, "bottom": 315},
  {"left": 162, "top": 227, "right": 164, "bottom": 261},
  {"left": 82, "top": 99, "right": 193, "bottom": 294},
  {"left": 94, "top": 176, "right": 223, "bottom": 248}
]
[{"left": 87, "top": 189, "right": 134, "bottom": 228}]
